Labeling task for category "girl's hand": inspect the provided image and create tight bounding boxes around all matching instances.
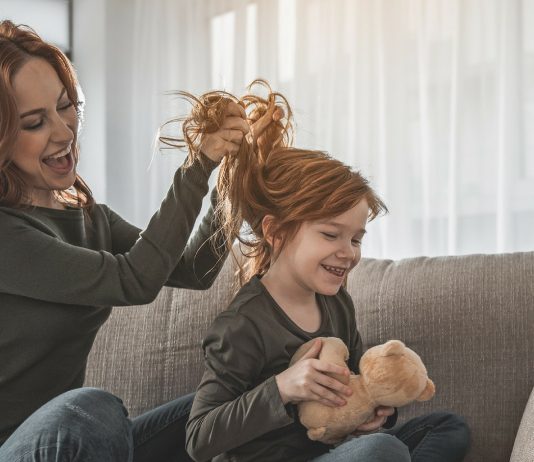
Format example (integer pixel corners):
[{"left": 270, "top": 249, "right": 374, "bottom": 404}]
[
  {"left": 352, "top": 406, "right": 395, "bottom": 435},
  {"left": 200, "top": 101, "right": 284, "bottom": 163},
  {"left": 275, "top": 339, "right": 353, "bottom": 408}
]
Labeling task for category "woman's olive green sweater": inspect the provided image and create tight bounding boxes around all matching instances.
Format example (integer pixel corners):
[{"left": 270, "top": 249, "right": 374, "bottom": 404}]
[{"left": 0, "top": 156, "right": 225, "bottom": 444}]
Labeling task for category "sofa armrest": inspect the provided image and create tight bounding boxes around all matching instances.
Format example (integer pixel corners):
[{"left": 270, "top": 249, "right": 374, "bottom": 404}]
[{"left": 510, "top": 387, "right": 534, "bottom": 462}]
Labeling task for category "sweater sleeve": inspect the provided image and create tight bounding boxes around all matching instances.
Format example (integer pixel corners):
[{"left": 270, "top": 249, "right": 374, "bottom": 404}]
[
  {"left": 186, "top": 311, "right": 294, "bottom": 462},
  {"left": 0, "top": 155, "right": 219, "bottom": 307},
  {"left": 105, "top": 188, "right": 228, "bottom": 290}
]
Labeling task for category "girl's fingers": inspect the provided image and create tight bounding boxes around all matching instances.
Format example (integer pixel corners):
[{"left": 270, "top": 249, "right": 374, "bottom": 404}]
[
  {"left": 298, "top": 339, "right": 323, "bottom": 362},
  {"left": 311, "top": 359, "right": 350, "bottom": 378},
  {"left": 313, "top": 372, "right": 352, "bottom": 397},
  {"left": 356, "top": 415, "right": 387, "bottom": 432},
  {"left": 309, "top": 383, "right": 346, "bottom": 407},
  {"left": 376, "top": 406, "right": 395, "bottom": 417}
]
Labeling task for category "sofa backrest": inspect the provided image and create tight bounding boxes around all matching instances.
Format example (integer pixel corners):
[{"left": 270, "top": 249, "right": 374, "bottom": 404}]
[{"left": 86, "top": 251, "right": 534, "bottom": 462}]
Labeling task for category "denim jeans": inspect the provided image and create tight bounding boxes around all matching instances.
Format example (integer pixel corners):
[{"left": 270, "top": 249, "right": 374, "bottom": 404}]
[
  {"left": 310, "top": 412, "right": 470, "bottom": 462},
  {"left": 0, "top": 387, "right": 195, "bottom": 462}
]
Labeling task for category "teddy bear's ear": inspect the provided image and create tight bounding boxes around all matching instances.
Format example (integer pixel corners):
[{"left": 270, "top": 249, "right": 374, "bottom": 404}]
[
  {"left": 382, "top": 339, "right": 406, "bottom": 356},
  {"left": 416, "top": 378, "right": 436, "bottom": 401}
]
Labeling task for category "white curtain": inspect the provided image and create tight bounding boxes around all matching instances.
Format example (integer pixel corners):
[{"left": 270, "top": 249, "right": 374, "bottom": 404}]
[{"left": 99, "top": 0, "right": 534, "bottom": 260}]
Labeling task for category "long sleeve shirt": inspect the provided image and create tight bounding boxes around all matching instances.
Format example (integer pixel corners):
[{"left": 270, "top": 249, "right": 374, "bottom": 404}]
[
  {"left": 0, "top": 155, "right": 226, "bottom": 444},
  {"left": 186, "top": 275, "right": 363, "bottom": 462}
]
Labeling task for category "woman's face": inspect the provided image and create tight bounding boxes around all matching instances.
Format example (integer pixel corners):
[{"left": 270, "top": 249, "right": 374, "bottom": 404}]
[{"left": 11, "top": 57, "right": 77, "bottom": 207}]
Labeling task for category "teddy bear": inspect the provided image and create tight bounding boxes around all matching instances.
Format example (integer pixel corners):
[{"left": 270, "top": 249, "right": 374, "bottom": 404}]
[{"left": 289, "top": 337, "right": 435, "bottom": 444}]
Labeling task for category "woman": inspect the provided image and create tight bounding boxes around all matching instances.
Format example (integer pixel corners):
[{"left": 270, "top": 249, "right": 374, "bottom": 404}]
[{"left": 0, "top": 20, "right": 280, "bottom": 462}]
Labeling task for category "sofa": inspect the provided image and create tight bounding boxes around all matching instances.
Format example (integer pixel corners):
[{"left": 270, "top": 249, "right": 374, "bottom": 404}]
[{"left": 85, "top": 251, "right": 534, "bottom": 462}]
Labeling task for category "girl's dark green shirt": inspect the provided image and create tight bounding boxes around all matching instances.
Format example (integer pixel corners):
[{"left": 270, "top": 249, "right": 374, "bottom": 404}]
[
  {"left": 186, "top": 276, "right": 364, "bottom": 462},
  {"left": 0, "top": 155, "right": 224, "bottom": 445}
]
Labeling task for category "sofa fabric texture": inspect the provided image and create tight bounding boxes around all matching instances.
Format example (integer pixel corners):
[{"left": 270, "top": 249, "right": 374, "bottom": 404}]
[
  {"left": 510, "top": 386, "right": 534, "bottom": 462},
  {"left": 86, "top": 251, "right": 534, "bottom": 462}
]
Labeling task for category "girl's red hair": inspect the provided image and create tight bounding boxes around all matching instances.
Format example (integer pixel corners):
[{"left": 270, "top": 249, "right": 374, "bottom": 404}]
[{"left": 170, "top": 81, "right": 387, "bottom": 285}]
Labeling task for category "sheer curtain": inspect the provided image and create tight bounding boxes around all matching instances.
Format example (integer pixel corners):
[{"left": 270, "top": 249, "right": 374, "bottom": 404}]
[{"left": 99, "top": 0, "right": 534, "bottom": 260}]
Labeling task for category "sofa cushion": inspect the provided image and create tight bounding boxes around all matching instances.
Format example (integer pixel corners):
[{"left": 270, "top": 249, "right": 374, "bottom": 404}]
[
  {"left": 85, "top": 251, "right": 534, "bottom": 462},
  {"left": 348, "top": 253, "right": 534, "bottom": 462}
]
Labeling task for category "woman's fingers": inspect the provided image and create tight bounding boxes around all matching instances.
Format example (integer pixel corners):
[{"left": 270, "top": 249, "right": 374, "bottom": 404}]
[
  {"left": 225, "top": 101, "right": 247, "bottom": 119},
  {"left": 217, "top": 128, "right": 245, "bottom": 144},
  {"left": 272, "top": 106, "right": 284, "bottom": 121},
  {"left": 221, "top": 116, "right": 249, "bottom": 135},
  {"left": 249, "top": 102, "right": 284, "bottom": 141}
]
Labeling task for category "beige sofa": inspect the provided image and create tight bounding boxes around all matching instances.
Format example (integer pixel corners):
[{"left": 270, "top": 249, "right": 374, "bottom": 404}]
[{"left": 86, "top": 251, "right": 534, "bottom": 462}]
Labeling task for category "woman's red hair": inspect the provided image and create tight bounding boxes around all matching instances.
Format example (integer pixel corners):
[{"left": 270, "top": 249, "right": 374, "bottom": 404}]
[{"left": 0, "top": 20, "right": 94, "bottom": 210}]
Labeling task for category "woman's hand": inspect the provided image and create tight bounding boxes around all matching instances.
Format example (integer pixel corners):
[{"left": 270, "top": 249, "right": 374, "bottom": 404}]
[
  {"left": 352, "top": 406, "right": 395, "bottom": 435},
  {"left": 275, "top": 338, "right": 353, "bottom": 408},
  {"left": 200, "top": 101, "right": 284, "bottom": 163},
  {"left": 200, "top": 101, "right": 249, "bottom": 162}
]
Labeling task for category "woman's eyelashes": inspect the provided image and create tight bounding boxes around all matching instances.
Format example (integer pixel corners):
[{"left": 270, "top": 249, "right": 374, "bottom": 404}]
[
  {"left": 22, "top": 101, "right": 74, "bottom": 131},
  {"left": 24, "top": 119, "right": 43, "bottom": 131}
]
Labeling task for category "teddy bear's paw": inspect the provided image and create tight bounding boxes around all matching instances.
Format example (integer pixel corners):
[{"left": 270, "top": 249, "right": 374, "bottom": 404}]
[{"left": 307, "top": 427, "right": 327, "bottom": 441}]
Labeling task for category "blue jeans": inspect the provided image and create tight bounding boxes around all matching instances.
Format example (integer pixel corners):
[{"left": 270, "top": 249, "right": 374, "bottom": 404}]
[
  {"left": 0, "top": 387, "right": 194, "bottom": 462},
  {"left": 310, "top": 412, "right": 470, "bottom": 462}
]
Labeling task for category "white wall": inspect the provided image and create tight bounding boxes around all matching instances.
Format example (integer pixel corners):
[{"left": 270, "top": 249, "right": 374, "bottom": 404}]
[{"left": 72, "top": 0, "right": 107, "bottom": 203}]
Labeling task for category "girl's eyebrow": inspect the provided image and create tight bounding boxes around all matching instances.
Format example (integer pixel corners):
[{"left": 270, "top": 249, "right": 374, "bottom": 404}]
[
  {"left": 20, "top": 88, "right": 67, "bottom": 119},
  {"left": 317, "top": 220, "right": 367, "bottom": 234}
]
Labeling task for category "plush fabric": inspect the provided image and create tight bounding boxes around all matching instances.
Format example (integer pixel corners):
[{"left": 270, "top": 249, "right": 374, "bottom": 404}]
[{"left": 85, "top": 251, "right": 534, "bottom": 462}]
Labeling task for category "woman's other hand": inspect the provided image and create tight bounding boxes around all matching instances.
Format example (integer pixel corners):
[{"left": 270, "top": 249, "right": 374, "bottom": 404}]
[{"left": 275, "top": 338, "right": 353, "bottom": 408}]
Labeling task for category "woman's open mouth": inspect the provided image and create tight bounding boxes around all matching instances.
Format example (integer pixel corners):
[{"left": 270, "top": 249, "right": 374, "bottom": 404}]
[{"left": 42, "top": 148, "right": 74, "bottom": 174}]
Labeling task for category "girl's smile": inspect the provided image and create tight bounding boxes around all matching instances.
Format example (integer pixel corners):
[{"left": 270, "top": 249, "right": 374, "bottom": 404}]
[{"left": 321, "top": 264, "right": 349, "bottom": 278}]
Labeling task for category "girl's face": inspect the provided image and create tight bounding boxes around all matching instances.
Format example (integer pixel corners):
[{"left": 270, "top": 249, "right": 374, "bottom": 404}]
[
  {"left": 11, "top": 57, "right": 77, "bottom": 207},
  {"left": 269, "top": 199, "right": 369, "bottom": 297}
]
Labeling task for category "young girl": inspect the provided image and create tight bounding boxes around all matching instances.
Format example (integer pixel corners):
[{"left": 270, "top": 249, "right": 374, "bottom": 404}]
[
  {"left": 0, "top": 21, "right": 279, "bottom": 462},
  {"left": 184, "top": 86, "right": 470, "bottom": 462}
]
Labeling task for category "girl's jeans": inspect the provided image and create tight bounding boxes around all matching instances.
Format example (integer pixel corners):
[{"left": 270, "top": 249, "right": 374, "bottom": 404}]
[
  {"left": 0, "top": 387, "right": 194, "bottom": 462},
  {"left": 310, "top": 411, "right": 470, "bottom": 462}
]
